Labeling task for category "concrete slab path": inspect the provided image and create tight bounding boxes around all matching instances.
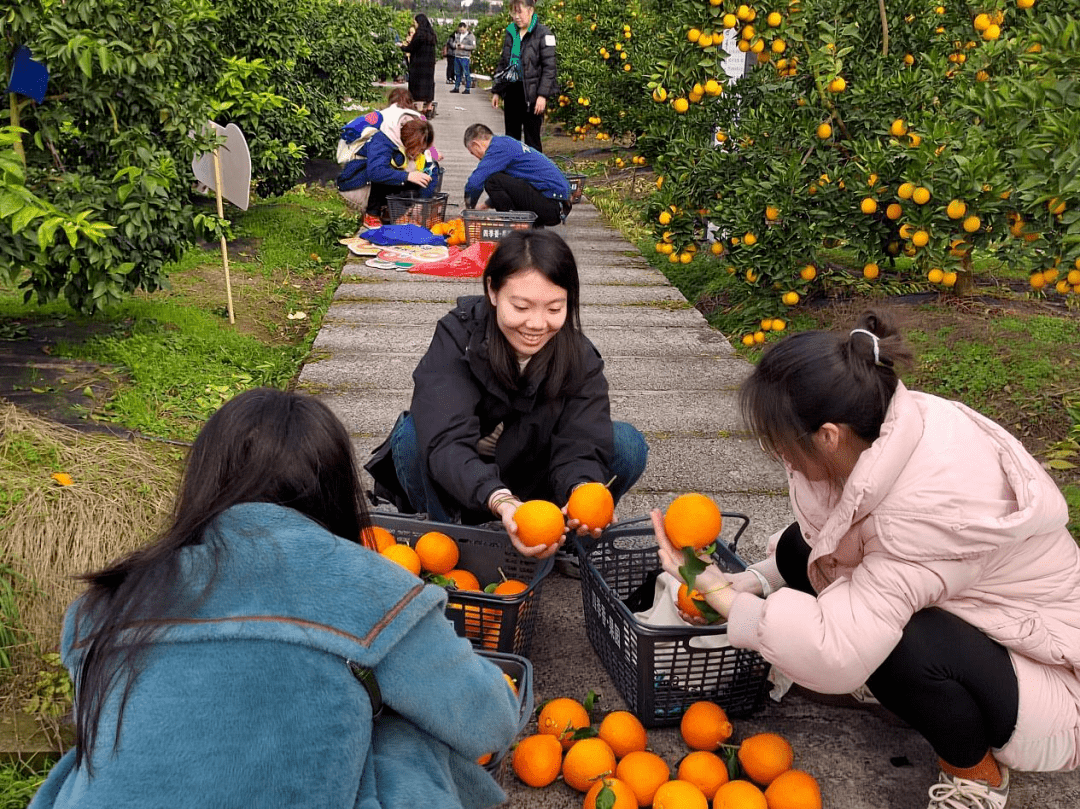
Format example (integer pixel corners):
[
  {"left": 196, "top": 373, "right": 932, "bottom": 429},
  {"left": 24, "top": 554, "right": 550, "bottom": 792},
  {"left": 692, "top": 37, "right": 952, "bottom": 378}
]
[{"left": 298, "top": 74, "right": 1080, "bottom": 808}]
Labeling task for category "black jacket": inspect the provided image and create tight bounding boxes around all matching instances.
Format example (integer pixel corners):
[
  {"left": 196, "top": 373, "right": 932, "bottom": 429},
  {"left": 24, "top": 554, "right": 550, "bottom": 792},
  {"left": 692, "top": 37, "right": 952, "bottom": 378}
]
[
  {"left": 367, "top": 296, "right": 613, "bottom": 523},
  {"left": 492, "top": 20, "right": 558, "bottom": 106}
]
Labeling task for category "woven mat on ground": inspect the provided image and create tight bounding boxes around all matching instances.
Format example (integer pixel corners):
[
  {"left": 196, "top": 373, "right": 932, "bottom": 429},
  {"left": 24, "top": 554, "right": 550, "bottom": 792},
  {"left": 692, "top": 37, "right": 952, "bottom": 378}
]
[{"left": 408, "top": 241, "right": 497, "bottom": 277}]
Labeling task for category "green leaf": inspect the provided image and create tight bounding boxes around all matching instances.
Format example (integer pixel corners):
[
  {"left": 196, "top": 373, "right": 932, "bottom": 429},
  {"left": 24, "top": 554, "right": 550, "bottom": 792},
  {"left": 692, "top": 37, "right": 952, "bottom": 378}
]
[
  {"left": 583, "top": 689, "right": 599, "bottom": 712},
  {"left": 690, "top": 595, "right": 723, "bottom": 623},
  {"left": 678, "top": 546, "right": 708, "bottom": 589},
  {"left": 11, "top": 204, "right": 43, "bottom": 234},
  {"left": 0, "top": 192, "right": 24, "bottom": 219},
  {"left": 596, "top": 782, "right": 617, "bottom": 809},
  {"left": 721, "top": 743, "right": 741, "bottom": 781},
  {"left": 36, "top": 217, "right": 61, "bottom": 250},
  {"left": 78, "top": 47, "right": 93, "bottom": 77}
]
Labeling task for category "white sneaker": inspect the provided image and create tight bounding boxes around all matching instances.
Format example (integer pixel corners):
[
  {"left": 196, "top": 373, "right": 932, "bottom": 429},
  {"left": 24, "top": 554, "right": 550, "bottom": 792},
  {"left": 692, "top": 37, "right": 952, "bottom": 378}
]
[{"left": 927, "top": 765, "right": 1009, "bottom": 809}]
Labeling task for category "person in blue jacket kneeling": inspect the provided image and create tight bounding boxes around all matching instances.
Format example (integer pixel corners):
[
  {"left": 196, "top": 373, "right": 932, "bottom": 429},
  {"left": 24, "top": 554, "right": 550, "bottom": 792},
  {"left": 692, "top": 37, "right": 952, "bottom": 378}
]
[
  {"left": 30, "top": 388, "right": 520, "bottom": 809},
  {"left": 463, "top": 123, "right": 570, "bottom": 227},
  {"left": 338, "top": 117, "right": 439, "bottom": 226}
]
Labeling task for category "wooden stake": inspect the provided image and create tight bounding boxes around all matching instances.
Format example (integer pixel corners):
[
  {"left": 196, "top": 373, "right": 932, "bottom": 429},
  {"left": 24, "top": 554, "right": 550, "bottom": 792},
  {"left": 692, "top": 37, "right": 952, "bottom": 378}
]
[
  {"left": 212, "top": 148, "right": 235, "bottom": 324},
  {"left": 9, "top": 93, "right": 25, "bottom": 165}
]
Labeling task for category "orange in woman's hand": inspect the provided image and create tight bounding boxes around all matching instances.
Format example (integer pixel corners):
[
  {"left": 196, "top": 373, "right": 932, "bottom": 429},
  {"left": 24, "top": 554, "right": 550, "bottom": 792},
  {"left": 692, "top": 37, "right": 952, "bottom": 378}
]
[
  {"left": 513, "top": 500, "right": 566, "bottom": 547},
  {"left": 567, "top": 482, "right": 615, "bottom": 529},
  {"left": 676, "top": 583, "right": 709, "bottom": 621},
  {"left": 663, "top": 492, "right": 723, "bottom": 549}
]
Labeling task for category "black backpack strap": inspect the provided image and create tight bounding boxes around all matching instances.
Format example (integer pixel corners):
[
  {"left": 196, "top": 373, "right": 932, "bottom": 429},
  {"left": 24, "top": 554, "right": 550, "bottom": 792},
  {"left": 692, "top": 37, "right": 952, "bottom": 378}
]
[{"left": 347, "top": 659, "right": 383, "bottom": 719}]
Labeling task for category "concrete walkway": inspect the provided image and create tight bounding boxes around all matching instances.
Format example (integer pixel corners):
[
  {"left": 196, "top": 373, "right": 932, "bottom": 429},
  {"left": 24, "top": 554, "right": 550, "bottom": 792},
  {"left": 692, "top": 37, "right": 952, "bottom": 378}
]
[{"left": 299, "top": 73, "right": 1080, "bottom": 808}]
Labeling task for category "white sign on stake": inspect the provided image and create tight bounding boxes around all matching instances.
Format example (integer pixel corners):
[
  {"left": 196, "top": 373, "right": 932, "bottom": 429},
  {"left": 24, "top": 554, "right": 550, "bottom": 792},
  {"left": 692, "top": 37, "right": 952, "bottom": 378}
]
[{"left": 191, "top": 122, "right": 252, "bottom": 324}]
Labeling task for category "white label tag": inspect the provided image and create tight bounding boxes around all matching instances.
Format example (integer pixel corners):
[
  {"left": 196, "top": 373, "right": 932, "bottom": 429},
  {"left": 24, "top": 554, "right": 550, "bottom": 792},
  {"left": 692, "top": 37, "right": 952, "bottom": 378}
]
[{"left": 545, "top": 34, "right": 556, "bottom": 47}]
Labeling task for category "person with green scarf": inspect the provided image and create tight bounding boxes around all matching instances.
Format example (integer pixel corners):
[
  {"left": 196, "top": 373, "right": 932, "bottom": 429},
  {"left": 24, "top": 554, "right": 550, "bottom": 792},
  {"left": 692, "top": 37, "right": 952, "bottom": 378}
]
[{"left": 490, "top": 0, "right": 557, "bottom": 153}]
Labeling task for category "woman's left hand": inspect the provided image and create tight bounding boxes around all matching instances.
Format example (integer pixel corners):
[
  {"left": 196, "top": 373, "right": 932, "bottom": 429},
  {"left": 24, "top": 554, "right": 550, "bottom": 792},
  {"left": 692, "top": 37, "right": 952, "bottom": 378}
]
[{"left": 533, "top": 96, "right": 547, "bottom": 115}]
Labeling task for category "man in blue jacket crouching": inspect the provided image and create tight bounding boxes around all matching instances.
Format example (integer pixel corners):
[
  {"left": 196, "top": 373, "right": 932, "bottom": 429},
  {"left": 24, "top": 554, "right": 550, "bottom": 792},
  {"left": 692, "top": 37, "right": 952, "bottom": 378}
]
[{"left": 464, "top": 123, "right": 571, "bottom": 227}]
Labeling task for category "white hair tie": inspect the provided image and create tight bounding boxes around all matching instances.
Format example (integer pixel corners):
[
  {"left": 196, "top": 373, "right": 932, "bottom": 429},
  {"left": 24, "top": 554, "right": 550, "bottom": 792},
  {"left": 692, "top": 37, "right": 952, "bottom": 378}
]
[{"left": 849, "top": 328, "right": 884, "bottom": 366}]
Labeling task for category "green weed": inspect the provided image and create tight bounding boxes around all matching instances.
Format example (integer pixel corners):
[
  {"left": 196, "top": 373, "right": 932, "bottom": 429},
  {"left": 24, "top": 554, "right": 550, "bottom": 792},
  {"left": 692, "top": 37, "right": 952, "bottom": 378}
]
[
  {"left": 0, "top": 761, "right": 49, "bottom": 809},
  {"left": 51, "top": 306, "right": 301, "bottom": 440}
]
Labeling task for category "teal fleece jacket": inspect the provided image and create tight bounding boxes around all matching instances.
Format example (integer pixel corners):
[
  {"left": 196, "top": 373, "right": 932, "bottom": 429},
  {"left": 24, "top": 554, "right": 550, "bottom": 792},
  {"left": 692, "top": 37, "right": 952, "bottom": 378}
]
[{"left": 30, "top": 503, "right": 520, "bottom": 809}]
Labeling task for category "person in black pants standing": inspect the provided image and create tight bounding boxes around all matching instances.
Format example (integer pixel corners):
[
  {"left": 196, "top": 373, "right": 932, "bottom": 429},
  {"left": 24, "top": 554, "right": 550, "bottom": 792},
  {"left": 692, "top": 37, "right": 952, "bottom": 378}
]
[{"left": 490, "top": 0, "right": 557, "bottom": 153}]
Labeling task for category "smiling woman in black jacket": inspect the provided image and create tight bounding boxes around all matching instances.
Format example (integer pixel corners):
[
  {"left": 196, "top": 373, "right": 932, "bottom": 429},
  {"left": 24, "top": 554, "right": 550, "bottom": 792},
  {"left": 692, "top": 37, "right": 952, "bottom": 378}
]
[{"left": 366, "top": 230, "right": 647, "bottom": 557}]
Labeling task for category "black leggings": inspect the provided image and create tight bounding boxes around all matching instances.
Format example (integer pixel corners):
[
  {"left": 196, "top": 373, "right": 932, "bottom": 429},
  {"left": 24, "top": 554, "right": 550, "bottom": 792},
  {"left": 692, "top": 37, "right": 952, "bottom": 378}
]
[
  {"left": 776, "top": 522, "right": 1019, "bottom": 767},
  {"left": 501, "top": 81, "right": 544, "bottom": 152}
]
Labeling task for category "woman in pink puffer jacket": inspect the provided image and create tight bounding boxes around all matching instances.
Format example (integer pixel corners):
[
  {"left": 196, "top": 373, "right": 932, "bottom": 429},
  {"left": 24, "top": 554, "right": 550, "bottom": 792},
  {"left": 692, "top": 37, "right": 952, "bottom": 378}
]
[{"left": 654, "top": 309, "right": 1080, "bottom": 809}]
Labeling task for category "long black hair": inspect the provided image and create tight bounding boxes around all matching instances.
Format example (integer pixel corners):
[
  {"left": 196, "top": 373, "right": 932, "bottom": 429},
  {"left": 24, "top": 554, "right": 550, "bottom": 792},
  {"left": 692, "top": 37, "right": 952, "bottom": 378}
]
[
  {"left": 71, "top": 388, "right": 369, "bottom": 770},
  {"left": 412, "top": 14, "right": 437, "bottom": 45},
  {"left": 482, "top": 229, "right": 586, "bottom": 398},
  {"left": 739, "top": 309, "right": 914, "bottom": 484}
]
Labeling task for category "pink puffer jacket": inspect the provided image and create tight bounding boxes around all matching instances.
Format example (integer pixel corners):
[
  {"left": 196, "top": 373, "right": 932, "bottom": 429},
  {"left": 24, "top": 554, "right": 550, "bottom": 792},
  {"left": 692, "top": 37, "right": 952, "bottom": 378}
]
[{"left": 727, "top": 383, "right": 1080, "bottom": 770}]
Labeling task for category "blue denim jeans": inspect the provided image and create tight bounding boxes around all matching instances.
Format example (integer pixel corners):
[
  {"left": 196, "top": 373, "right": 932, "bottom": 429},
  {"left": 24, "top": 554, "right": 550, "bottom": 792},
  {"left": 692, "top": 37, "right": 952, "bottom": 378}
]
[
  {"left": 389, "top": 414, "right": 648, "bottom": 523},
  {"left": 453, "top": 57, "right": 471, "bottom": 91}
]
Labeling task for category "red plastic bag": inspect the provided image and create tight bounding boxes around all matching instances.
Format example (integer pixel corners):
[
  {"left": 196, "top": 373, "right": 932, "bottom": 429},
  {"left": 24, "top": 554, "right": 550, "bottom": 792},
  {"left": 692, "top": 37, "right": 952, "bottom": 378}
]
[{"left": 409, "top": 241, "right": 498, "bottom": 278}]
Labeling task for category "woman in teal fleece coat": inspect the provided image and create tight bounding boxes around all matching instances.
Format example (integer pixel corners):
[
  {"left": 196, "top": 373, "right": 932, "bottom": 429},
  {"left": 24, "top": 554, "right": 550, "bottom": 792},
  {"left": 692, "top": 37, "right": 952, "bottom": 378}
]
[{"left": 30, "top": 388, "right": 520, "bottom": 809}]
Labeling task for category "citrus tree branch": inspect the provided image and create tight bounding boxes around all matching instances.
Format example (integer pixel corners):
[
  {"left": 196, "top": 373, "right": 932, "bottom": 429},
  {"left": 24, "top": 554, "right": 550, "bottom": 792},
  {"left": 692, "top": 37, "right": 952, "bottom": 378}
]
[{"left": 878, "top": 0, "right": 890, "bottom": 56}]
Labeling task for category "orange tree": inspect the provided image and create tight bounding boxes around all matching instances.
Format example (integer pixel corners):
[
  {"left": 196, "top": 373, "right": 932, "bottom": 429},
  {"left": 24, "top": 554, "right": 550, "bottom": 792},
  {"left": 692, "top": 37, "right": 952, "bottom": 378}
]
[
  {"left": 471, "top": 1, "right": 665, "bottom": 144},
  {"left": 626, "top": 0, "right": 1080, "bottom": 336},
  {"left": 543, "top": 0, "right": 666, "bottom": 143}
]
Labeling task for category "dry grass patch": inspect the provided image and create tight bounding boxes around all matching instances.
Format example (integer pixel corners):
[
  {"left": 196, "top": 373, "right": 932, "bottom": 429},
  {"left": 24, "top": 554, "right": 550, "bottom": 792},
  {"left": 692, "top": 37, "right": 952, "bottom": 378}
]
[{"left": 0, "top": 404, "right": 180, "bottom": 707}]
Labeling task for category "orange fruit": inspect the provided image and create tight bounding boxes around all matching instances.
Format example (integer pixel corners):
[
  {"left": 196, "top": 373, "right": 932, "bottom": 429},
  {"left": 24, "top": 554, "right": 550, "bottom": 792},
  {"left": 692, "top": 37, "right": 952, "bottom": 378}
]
[
  {"left": 381, "top": 543, "right": 421, "bottom": 576},
  {"left": 654, "top": 779, "right": 709, "bottom": 809},
  {"left": 763, "top": 769, "right": 822, "bottom": 809},
  {"left": 585, "top": 777, "right": 639, "bottom": 809},
  {"left": 415, "top": 531, "right": 459, "bottom": 575},
  {"left": 444, "top": 568, "right": 480, "bottom": 590},
  {"left": 512, "top": 733, "right": 563, "bottom": 787},
  {"left": 567, "top": 482, "right": 616, "bottom": 530},
  {"left": 676, "top": 583, "right": 709, "bottom": 621},
  {"left": 503, "top": 672, "right": 519, "bottom": 695},
  {"left": 616, "top": 750, "right": 670, "bottom": 805},
  {"left": 477, "top": 752, "right": 493, "bottom": 766},
  {"left": 680, "top": 701, "right": 733, "bottom": 751},
  {"left": 738, "top": 733, "right": 794, "bottom": 786},
  {"left": 678, "top": 750, "right": 729, "bottom": 800},
  {"left": 514, "top": 500, "right": 566, "bottom": 547},
  {"left": 714, "top": 779, "right": 768, "bottom": 809},
  {"left": 598, "top": 710, "right": 648, "bottom": 759},
  {"left": 664, "top": 493, "right": 723, "bottom": 550},
  {"left": 493, "top": 578, "right": 529, "bottom": 596},
  {"left": 360, "top": 525, "right": 396, "bottom": 551},
  {"left": 538, "top": 697, "right": 591, "bottom": 749},
  {"left": 563, "top": 737, "right": 618, "bottom": 792}
]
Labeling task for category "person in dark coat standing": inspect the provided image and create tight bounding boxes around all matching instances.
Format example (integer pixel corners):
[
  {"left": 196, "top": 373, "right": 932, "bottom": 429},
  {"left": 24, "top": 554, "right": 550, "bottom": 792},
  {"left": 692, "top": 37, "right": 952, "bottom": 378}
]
[
  {"left": 444, "top": 32, "right": 455, "bottom": 85},
  {"left": 491, "top": 0, "right": 557, "bottom": 152},
  {"left": 365, "top": 230, "right": 648, "bottom": 558},
  {"left": 401, "top": 14, "right": 437, "bottom": 117}
]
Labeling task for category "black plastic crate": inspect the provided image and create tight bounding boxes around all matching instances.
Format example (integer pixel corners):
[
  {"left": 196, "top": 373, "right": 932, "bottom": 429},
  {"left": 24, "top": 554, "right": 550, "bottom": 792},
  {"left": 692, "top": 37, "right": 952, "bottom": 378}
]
[
  {"left": 371, "top": 512, "right": 552, "bottom": 656},
  {"left": 478, "top": 650, "right": 533, "bottom": 778},
  {"left": 573, "top": 514, "right": 771, "bottom": 728},
  {"left": 386, "top": 192, "right": 448, "bottom": 229},
  {"left": 462, "top": 209, "right": 537, "bottom": 244}
]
